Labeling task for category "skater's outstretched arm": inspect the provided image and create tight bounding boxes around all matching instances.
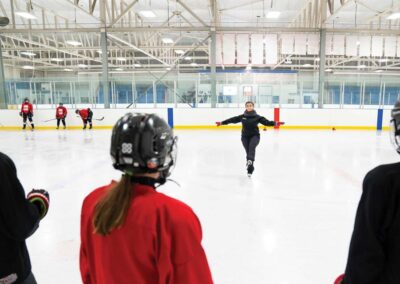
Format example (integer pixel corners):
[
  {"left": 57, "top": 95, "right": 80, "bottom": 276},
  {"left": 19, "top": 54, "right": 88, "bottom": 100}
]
[
  {"left": 258, "top": 116, "right": 276, "bottom": 127},
  {"left": 217, "top": 115, "right": 243, "bottom": 126}
]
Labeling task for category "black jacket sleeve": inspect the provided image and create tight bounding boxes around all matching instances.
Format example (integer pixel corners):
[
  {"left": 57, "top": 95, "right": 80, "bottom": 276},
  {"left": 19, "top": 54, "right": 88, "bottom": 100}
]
[
  {"left": 0, "top": 153, "right": 40, "bottom": 242},
  {"left": 258, "top": 116, "right": 275, "bottom": 127},
  {"left": 221, "top": 115, "right": 243, "bottom": 125},
  {"left": 343, "top": 166, "right": 392, "bottom": 284}
]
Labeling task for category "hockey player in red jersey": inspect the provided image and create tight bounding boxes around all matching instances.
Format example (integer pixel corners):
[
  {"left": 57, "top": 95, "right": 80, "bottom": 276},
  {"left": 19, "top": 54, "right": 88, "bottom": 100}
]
[
  {"left": 55, "top": 103, "right": 67, "bottom": 129},
  {"left": 80, "top": 113, "right": 213, "bottom": 284},
  {"left": 334, "top": 101, "right": 400, "bottom": 283},
  {"left": 75, "top": 108, "right": 93, "bottom": 129},
  {"left": 19, "top": 98, "right": 34, "bottom": 130}
]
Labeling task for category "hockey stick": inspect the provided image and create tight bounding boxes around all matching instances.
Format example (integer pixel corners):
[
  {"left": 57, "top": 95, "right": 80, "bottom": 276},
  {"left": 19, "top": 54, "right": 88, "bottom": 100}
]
[
  {"left": 126, "top": 103, "right": 133, "bottom": 109},
  {"left": 42, "top": 118, "right": 57, "bottom": 122},
  {"left": 76, "top": 116, "right": 104, "bottom": 121}
]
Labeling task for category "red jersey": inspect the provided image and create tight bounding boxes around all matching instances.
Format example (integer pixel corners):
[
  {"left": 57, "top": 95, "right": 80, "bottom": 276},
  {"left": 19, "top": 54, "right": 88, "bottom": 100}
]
[
  {"left": 56, "top": 106, "right": 67, "bottom": 118},
  {"left": 79, "top": 109, "right": 89, "bottom": 120},
  {"left": 20, "top": 103, "right": 33, "bottom": 114},
  {"left": 80, "top": 182, "right": 213, "bottom": 284}
]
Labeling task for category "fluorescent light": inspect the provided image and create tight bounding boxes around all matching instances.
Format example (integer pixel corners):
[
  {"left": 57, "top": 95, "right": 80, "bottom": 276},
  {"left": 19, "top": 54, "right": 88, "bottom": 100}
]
[
  {"left": 375, "top": 69, "right": 383, "bottom": 73},
  {"left": 64, "top": 68, "right": 73, "bottom": 71},
  {"left": 266, "top": 11, "right": 281, "bottom": 19},
  {"left": 78, "top": 64, "right": 88, "bottom": 68},
  {"left": 184, "top": 56, "right": 192, "bottom": 60},
  {"left": 65, "top": 40, "right": 82, "bottom": 46},
  {"left": 379, "top": 58, "right": 388, "bottom": 63},
  {"left": 21, "top": 51, "right": 36, "bottom": 56},
  {"left": 387, "top": 13, "right": 400, "bottom": 20},
  {"left": 139, "top": 10, "right": 156, "bottom": 18},
  {"left": 116, "top": 57, "right": 126, "bottom": 61},
  {"left": 51, "top": 58, "right": 63, "bottom": 62},
  {"left": 358, "top": 64, "right": 367, "bottom": 69},
  {"left": 303, "top": 63, "right": 312, "bottom": 67},
  {"left": 315, "top": 58, "right": 320, "bottom": 62},
  {"left": 162, "top": 38, "right": 174, "bottom": 44},
  {"left": 134, "top": 63, "right": 141, "bottom": 67},
  {"left": 22, "top": 65, "right": 34, "bottom": 70},
  {"left": 325, "top": 68, "right": 333, "bottom": 72},
  {"left": 166, "top": 67, "right": 171, "bottom": 71},
  {"left": 246, "top": 65, "right": 252, "bottom": 70},
  {"left": 285, "top": 59, "right": 292, "bottom": 64},
  {"left": 96, "top": 50, "right": 102, "bottom": 54},
  {"left": 190, "top": 62, "right": 198, "bottom": 67},
  {"left": 115, "top": 68, "right": 124, "bottom": 71},
  {"left": 175, "top": 50, "right": 185, "bottom": 55},
  {"left": 15, "top": 11, "right": 37, "bottom": 20}
]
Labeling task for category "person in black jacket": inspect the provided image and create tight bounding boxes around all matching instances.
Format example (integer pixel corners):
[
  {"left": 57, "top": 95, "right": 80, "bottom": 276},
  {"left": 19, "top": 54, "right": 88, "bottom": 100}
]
[
  {"left": 215, "top": 101, "right": 284, "bottom": 177},
  {"left": 335, "top": 101, "right": 400, "bottom": 284},
  {"left": 0, "top": 152, "right": 50, "bottom": 284}
]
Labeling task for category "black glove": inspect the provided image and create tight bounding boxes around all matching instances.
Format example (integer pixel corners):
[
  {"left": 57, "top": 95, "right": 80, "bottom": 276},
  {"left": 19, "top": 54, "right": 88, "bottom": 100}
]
[
  {"left": 19, "top": 112, "right": 22, "bottom": 117},
  {"left": 27, "top": 189, "right": 50, "bottom": 219}
]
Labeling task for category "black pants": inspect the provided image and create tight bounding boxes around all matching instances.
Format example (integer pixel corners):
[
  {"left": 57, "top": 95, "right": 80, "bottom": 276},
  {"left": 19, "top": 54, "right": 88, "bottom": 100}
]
[
  {"left": 241, "top": 135, "right": 260, "bottom": 162},
  {"left": 22, "top": 114, "right": 34, "bottom": 129},
  {"left": 56, "top": 118, "right": 66, "bottom": 128},
  {"left": 83, "top": 117, "right": 92, "bottom": 129}
]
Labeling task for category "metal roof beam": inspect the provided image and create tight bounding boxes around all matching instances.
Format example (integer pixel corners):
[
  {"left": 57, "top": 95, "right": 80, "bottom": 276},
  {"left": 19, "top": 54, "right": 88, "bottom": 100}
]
[
  {"left": 109, "top": 0, "right": 139, "bottom": 27},
  {"left": 176, "top": 0, "right": 208, "bottom": 27}
]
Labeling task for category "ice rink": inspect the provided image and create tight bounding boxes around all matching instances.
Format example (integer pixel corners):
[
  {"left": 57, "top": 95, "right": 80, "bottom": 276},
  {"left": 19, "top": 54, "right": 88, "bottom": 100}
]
[{"left": 1, "top": 128, "right": 398, "bottom": 284}]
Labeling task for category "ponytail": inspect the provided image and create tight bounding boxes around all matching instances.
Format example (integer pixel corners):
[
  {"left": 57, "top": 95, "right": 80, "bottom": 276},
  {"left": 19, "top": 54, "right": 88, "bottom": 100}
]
[{"left": 93, "top": 175, "right": 133, "bottom": 236}]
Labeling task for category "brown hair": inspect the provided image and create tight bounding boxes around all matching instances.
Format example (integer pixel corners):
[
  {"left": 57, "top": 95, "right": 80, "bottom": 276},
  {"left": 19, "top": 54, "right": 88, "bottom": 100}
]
[
  {"left": 245, "top": 101, "right": 254, "bottom": 106},
  {"left": 93, "top": 175, "right": 133, "bottom": 236}
]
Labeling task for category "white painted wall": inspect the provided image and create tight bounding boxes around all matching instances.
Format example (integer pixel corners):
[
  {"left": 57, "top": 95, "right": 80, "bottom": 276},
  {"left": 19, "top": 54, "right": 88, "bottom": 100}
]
[{"left": 0, "top": 107, "right": 386, "bottom": 128}]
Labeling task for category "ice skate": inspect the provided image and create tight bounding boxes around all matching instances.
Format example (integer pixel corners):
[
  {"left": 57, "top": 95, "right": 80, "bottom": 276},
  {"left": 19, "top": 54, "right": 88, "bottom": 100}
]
[{"left": 246, "top": 160, "right": 254, "bottom": 177}]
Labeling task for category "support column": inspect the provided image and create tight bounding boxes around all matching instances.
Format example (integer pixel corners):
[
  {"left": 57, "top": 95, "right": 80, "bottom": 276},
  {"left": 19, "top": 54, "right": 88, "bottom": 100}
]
[
  {"left": 100, "top": 30, "right": 110, "bottom": 108},
  {"left": 210, "top": 29, "right": 217, "bottom": 108},
  {"left": 318, "top": 28, "right": 326, "bottom": 109},
  {"left": 0, "top": 40, "right": 8, "bottom": 109}
]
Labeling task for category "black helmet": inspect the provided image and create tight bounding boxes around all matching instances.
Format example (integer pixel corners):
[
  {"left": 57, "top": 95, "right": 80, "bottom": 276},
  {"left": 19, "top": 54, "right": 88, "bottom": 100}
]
[
  {"left": 75, "top": 109, "right": 79, "bottom": 114},
  {"left": 110, "top": 113, "right": 177, "bottom": 184},
  {"left": 390, "top": 101, "right": 400, "bottom": 153},
  {"left": 59, "top": 102, "right": 63, "bottom": 106},
  {"left": 24, "top": 97, "right": 29, "bottom": 103}
]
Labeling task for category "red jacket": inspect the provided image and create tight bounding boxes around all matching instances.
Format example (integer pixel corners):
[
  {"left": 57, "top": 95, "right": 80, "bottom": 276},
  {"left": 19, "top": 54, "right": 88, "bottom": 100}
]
[
  {"left": 20, "top": 103, "right": 33, "bottom": 114},
  {"left": 80, "top": 182, "right": 213, "bottom": 284},
  {"left": 79, "top": 109, "right": 92, "bottom": 120},
  {"left": 56, "top": 106, "right": 67, "bottom": 118}
]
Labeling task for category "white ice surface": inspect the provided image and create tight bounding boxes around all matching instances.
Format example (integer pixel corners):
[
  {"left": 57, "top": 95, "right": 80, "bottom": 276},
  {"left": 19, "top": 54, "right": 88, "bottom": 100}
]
[{"left": 0, "top": 129, "right": 398, "bottom": 284}]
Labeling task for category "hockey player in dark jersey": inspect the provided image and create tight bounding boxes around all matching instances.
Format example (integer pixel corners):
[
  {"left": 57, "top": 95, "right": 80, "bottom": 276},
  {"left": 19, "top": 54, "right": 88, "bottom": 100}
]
[
  {"left": 0, "top": 152, "right": 50, "bottom": 284},
  {"left": 215, "top": 101, "right": 284, "bottom": 177},
  {"left": 335, "top": 101, "right": 400, "bottom": 284}
]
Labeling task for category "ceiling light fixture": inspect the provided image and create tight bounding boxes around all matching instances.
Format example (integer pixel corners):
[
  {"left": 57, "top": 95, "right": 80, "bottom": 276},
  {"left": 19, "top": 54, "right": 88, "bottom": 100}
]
[
  {"left": 140, "top": 11, "right": 156, "bottom": 18},
  {"left": 266, "top": 11, "right": 281, "bottom": 19},
  {"left": 15, "top": 11, "right": 37, "bottom": 20},
  {"left": 22, "top": 65, "right": 34, "bottom": 70},
  {"left": 387, "top": 13, "right": 400, "bottom": 20},
  {"left": 21, "top": 51, "right": 36, "bottom": 56},
  {"left": 65, "top": 40, "right": 82, "bottom": 46},
  {"left": 162, "top": 38, "right": 174, "bottom": 44}
]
